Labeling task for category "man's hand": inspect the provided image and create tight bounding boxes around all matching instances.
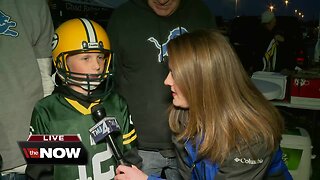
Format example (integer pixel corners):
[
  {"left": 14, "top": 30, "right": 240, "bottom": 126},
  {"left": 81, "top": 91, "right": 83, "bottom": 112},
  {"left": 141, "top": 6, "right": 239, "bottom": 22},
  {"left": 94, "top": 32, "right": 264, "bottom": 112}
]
[{"left": 275, "top": 34, "right": 285, "bottom": 42}]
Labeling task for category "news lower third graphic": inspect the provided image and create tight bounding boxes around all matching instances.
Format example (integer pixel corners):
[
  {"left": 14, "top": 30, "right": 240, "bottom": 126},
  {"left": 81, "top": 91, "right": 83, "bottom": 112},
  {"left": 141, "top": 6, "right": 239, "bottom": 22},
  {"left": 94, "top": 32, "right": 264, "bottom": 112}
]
[{"left": 18, "top": 135, "right": 88, "bottom": 164}]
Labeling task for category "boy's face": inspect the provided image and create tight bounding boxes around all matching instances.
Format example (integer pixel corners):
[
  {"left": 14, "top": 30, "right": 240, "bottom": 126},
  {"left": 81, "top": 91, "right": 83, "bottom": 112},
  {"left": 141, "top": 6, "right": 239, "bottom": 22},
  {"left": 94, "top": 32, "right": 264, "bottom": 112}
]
[{"left": 66, "top": 52, "right": 106, "bottom": 94}]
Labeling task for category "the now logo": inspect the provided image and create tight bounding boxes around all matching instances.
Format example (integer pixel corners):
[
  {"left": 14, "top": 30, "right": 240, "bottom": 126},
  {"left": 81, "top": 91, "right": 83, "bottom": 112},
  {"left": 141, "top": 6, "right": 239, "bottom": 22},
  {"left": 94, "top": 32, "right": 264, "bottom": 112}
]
[
  {"left": 18, "top": 135, "right": 88, "bottom": 165},
  {"left": 23, "top": 147, "right": 81, "bottom": 159}
]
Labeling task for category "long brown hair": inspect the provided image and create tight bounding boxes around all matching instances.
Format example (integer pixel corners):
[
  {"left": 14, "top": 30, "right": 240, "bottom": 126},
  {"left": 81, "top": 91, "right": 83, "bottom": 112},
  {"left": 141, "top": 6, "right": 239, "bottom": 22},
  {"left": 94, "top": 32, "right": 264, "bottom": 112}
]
[{"left": 167, "top": 30, "right": 284, "bottom": 164}]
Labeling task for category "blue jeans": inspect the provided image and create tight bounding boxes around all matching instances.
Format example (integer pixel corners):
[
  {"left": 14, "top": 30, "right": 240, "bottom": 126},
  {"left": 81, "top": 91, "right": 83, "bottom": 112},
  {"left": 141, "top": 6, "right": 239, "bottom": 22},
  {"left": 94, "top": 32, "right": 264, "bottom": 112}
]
[
  {"left": 0, "top": 173, "right": 27, "bottom": 180},
  {"left": 138, "top": 150, "right": 182, "bottom": 180}
]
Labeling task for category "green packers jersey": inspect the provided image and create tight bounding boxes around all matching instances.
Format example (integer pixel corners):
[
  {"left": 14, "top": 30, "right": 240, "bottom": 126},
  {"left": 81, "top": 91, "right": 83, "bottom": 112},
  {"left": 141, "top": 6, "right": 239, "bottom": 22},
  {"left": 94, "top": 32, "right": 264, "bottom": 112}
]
[{"left": 29, "top": 92, "right": 138, "bottom": 180}]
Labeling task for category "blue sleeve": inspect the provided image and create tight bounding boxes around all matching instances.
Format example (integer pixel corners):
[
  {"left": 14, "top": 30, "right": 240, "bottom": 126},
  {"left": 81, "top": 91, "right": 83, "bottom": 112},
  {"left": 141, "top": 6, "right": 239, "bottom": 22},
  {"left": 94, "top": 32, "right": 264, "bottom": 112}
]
[{"left": 268, "top": 147, "right": 293, "bottom": 180}]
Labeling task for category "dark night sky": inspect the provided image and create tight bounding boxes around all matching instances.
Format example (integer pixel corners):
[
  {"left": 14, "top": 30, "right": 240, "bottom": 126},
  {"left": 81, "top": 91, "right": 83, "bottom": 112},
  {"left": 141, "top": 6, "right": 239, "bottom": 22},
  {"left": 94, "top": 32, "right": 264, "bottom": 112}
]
[
  {"left": 103, "top": 0, "right": 319, "bottom": 21},
  {"left": 203, "top": 0, "right": 320, "bottom": 21},
  {"left": 105, "top": 0, "right": 319, "bottom": 22}
]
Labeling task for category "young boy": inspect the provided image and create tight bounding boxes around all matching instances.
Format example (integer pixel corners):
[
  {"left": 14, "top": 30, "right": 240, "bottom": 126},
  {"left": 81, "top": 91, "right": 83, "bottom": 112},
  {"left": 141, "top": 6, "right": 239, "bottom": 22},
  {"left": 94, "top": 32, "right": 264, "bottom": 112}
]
[{"left": 26, "top": 18, "right": 142, "bottom": 180}]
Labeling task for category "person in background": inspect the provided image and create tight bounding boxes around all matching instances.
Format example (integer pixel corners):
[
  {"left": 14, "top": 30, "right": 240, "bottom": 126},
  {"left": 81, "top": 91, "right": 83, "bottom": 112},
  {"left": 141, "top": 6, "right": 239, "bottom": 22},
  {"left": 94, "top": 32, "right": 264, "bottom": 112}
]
[
  {"left": 114, "top": 30, "right": 292, "bottom": 180},
  {"left": 107, "top": 0, "right": 216, "bottom": 178},
  {"left": 0, "top": 1, "right": 54, "bottom": 179},
  {"left": 254, "top": 11, "right": 287, "bottom": 72},
  {"left": 25, "top": 18, "right": 142, "bottom": 179}
]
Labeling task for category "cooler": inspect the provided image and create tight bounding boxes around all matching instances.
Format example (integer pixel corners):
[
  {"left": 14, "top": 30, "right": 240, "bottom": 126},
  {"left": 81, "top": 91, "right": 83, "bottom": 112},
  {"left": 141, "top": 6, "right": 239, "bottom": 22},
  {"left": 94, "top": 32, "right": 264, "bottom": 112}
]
[
  {"left": 251, "top": 71, "right": 287, "bottom": 100},
  {"left": 280, "top": 127, "right": 313, "bottom": 180},
  {"left": 290, "top": 77, "right": 320, "bottom": 106}
]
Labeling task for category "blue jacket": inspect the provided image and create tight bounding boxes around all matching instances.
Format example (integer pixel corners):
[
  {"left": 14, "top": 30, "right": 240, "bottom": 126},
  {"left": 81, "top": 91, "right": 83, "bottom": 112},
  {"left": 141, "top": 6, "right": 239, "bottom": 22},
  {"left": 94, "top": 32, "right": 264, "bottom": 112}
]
[{"left": 149, "top": 139, "right": 292, "bottom": 180}]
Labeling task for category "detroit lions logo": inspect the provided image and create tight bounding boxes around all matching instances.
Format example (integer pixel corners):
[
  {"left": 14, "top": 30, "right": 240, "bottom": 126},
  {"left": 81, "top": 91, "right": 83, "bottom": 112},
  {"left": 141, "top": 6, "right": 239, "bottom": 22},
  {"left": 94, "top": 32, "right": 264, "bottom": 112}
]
[
  {"left": 0, "top": 10, "right": 18, "bottom": 37},
  {"left": 148, "top": 27, "right": 188, "bottom": 63}
]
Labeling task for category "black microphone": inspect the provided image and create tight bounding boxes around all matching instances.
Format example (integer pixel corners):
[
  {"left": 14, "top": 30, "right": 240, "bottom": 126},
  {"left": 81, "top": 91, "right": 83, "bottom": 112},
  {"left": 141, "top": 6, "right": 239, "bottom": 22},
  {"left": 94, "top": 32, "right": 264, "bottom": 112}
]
[{"left": 90, "top": 104, "right": 126, "bottom": 165}]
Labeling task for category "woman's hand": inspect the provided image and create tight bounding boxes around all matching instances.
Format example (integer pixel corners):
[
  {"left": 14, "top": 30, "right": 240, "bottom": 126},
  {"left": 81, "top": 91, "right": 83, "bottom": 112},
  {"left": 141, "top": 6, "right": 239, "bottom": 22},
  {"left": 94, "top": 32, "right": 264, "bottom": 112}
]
[{"left": 114, "top": 165, "right": 148, "bottom": 180}]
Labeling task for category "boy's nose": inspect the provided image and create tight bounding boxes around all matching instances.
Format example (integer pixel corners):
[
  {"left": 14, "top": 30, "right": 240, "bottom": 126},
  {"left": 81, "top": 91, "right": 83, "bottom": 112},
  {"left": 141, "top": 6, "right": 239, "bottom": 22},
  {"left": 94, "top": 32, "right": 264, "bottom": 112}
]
[{"left": 92, "top": 59, "right": 101, "bottom": 71}]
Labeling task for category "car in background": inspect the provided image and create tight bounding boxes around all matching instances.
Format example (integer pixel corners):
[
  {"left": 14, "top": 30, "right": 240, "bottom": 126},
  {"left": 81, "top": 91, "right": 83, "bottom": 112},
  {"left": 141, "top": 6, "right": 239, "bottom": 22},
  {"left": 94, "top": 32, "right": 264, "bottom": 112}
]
[{"left": 228, "top": 16, "right": 307, "bottom": 74}]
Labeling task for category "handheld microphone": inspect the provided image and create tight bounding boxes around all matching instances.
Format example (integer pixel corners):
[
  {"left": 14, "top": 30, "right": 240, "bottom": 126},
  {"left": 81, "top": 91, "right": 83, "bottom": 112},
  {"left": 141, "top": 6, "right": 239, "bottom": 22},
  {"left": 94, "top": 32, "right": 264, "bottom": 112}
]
[{"left": 90, "top": 104, "right": 126, "bottom": 165}]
